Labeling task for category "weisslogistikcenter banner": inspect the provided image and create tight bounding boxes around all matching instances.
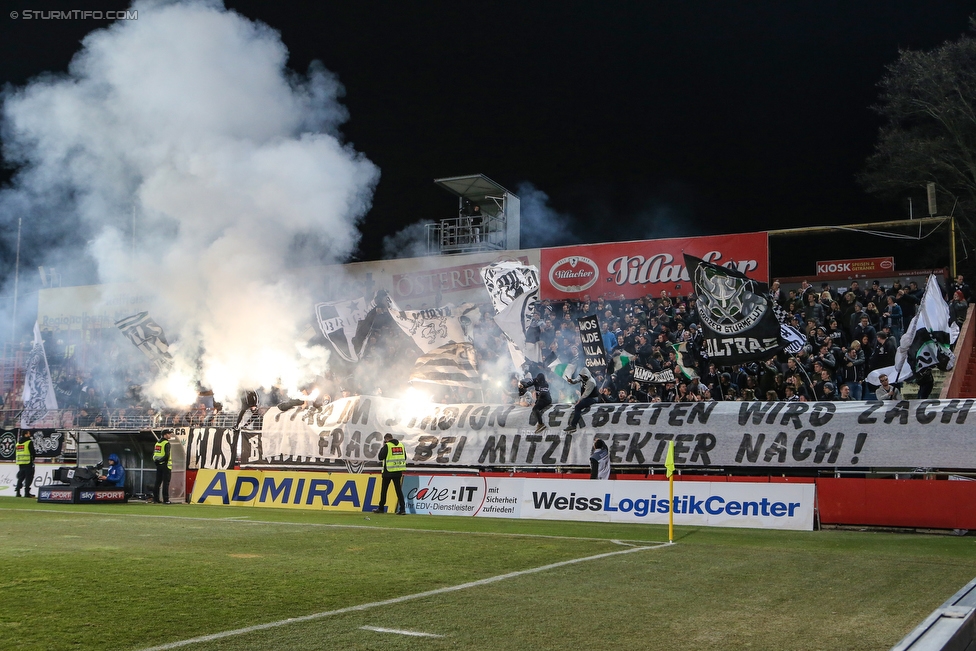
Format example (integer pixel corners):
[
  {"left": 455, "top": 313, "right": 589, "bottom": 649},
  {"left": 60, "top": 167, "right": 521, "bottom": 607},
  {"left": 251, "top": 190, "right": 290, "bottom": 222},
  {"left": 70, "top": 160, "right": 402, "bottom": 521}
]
[
  {"left": 257, "top": 396, "right": 976, "bottom": 470},
  {"left": 539, "top": 232, "right": 768, "bottom": 300},
  {"left": 190, "top": 470, "right": 815, "bottom": 530}
]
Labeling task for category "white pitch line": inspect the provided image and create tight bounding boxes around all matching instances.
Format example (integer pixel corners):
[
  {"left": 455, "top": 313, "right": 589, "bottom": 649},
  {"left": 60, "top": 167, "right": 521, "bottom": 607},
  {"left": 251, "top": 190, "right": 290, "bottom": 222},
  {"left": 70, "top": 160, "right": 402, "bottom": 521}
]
[
  {"left": 361, "top": 626, "right": 445, "bottom": 638},
  {"left": 135, "top": 542, "right": 671, "bottom": 651},
  {"left": 0, "top": 507, "right": 667, "bottom": 546}
]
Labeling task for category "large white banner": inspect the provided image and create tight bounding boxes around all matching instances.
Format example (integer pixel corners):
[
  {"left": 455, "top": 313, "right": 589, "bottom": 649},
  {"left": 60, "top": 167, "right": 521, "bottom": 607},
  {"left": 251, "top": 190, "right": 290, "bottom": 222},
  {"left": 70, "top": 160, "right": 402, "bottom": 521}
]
[
  {"left": 258, "top": 396, "right": 976, "bottom": 470},
  {"left": 401, "top": 476, "right": 814, "bottom": 530}
]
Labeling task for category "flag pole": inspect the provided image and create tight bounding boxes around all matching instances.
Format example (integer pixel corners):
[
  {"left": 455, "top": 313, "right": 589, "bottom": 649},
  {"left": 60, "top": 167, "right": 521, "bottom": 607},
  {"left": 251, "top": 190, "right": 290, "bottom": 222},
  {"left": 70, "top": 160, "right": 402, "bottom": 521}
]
[
  {"left": 665, "top": 439, "right": 675, "bottom": 544},
  {"left": 668, "top": 466, "right": 674, "bottom": 544}
]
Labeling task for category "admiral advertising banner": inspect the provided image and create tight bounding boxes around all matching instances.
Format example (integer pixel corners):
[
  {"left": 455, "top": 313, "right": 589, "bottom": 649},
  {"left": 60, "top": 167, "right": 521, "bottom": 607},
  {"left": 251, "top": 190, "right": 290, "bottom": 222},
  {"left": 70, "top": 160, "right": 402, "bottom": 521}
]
[
  {"left": 539, "top": 232, "right": 768, "bottom": 300},
  {"left": 191, "top": 469, "right": 391, "bottom": 511},
  {"left": 257, "top": 396, "right": 976, "bottom": 470},
  {"left": 190, "top": 470, "right": 814, "bottom": 530}
]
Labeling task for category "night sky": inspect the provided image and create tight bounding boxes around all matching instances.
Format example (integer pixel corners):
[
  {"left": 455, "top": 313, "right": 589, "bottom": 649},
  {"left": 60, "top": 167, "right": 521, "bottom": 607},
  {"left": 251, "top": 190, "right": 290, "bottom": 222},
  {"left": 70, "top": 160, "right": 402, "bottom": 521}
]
[{"left": 1, "top": 1, "right": 973, "bottom": 273}]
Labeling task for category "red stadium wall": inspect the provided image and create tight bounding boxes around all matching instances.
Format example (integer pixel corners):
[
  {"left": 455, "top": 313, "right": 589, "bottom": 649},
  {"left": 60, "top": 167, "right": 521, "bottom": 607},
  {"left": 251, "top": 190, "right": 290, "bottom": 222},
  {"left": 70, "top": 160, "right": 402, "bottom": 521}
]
[{"left": 816, "top": 477, "right": 976, "bottom": 529}]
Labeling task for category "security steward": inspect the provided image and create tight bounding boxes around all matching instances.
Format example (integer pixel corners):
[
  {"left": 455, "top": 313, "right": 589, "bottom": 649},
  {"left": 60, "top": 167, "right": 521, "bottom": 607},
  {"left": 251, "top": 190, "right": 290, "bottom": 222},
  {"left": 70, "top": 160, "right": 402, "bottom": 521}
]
[
  {"left": 374, "top": 433, "right": 407, "bottom": 514},
  {"left": 152, "top": 430, "right": 173, "bottom": 504},
  {"left": 15, "top": 430, "right": 35, "bottom": 498}
]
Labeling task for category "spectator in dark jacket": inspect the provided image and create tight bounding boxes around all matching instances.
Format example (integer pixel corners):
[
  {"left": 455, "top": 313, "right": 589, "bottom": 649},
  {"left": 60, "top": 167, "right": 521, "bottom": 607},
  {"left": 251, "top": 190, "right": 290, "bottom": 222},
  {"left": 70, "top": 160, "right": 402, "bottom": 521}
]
[
  {"left": 852, "top": 315, "right": 877, "bottom": 350},
  {"left": 950, "top": 291, "right": 969, "bottom": 327}
]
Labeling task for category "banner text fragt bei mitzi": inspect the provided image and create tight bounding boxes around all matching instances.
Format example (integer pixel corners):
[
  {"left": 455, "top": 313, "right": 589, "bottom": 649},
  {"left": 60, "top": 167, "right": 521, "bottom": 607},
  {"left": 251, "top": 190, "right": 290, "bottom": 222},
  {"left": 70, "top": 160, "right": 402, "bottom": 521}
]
[{"left": 252, "top": 396, "right": 976, "bottom": 470}]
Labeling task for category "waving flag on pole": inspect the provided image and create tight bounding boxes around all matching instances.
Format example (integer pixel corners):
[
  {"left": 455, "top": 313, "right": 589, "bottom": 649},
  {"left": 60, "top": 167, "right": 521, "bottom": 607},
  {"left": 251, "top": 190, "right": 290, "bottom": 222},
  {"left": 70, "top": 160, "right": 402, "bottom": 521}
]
[
  {"left": 868, "top": 274, "right": 959, "bottom": 384},
  {"left": 685, "top": 254, "right": 783, "bottom": 364},
  {"left": 21, "top": 323, "right": 58, "bottom": 428},
  {"left": 115, "top": 311, "right": 173, "bottom": 371},
  {"left": 315, "top": 296, "right": 377, "bottom": 363},
  {"left": 383, "top": 292, "right": 469, "bottom": 354}
]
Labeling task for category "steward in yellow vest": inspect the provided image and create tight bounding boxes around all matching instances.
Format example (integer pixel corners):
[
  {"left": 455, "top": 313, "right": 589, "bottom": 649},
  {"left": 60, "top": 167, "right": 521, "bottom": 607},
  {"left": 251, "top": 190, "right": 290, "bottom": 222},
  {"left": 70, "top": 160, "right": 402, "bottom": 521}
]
[
  {"left": 15, "top": 431, "right": 35, "bottom": 498},
  {"left": 374, "top": 434, "right": 407, "bottom": 515},
  {"left": 152, "top": 431, "right": 173, "bottom": 504}
]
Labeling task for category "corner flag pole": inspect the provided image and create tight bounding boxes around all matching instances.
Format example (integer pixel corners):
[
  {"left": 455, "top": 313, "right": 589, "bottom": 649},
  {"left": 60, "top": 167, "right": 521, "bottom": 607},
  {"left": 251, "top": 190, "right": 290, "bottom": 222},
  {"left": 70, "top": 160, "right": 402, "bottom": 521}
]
[{"left": 665, "top": 440, "right": 675, "bottom": 544}]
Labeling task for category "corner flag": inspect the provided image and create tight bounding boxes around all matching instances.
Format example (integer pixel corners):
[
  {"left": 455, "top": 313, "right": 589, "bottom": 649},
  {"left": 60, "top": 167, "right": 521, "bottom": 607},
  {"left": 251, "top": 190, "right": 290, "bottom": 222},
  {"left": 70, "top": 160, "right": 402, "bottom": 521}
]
[{"left": 665, "top": 440, "right": 675, "bottom": 478}]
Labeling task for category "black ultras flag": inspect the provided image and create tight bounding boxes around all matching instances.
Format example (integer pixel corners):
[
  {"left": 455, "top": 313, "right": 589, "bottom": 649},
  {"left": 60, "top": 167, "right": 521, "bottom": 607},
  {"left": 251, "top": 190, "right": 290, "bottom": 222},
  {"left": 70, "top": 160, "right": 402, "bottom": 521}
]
[
  {"left": 684, "top": 254, "right": 783, "bottom": 364},
  {"left": 576, "top": 314, "right": 608, "bottom": 372}
]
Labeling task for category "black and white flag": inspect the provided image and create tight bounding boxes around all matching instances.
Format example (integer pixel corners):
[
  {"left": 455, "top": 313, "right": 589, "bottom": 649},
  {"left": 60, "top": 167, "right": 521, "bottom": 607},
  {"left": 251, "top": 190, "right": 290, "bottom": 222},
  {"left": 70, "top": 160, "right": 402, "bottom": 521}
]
[
  {"left": 685, "top": 254, "right": 783, "bottom": 365},
  {"left": 115, "top": 311, "right": 173, "bottom": 371},
  {"left": 409, "top": 342, "right": 480, "bottom": 389},
  {"left": 314, "top": 296, "right": 376, "bottom": 363},
  {"left": 633, "top": 366, "right": 676, "bottom": 385},
  {"left": 481, "top": 261, "right": 540, "bottom": 314},
  {"left": 493, "top": 288, "right": 541, "bottom": 368},
  {"left": 771, "top": 302, "right": 806, "bottom": 354},
  {"left": 21, "top": 323, "right": 58, "bottom": 429},
  {"left": 384, "top": 293, "right": 469, "bottom": 354},
  {"left": 870, "top": 274, "right": 959, "bottom": 383}
]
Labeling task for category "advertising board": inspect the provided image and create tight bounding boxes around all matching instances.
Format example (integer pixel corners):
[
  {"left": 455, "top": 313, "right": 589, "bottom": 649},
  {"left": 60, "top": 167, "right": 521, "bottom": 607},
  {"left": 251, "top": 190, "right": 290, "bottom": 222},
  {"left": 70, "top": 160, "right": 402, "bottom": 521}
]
[
  {"left": 191, "top": 470, "right": 814, "bottom": 530},
  {"left": 539, "top": 232, "right": 768, "bottom": 300},
  {"left": 816, "top": 257, "right": 894, "bottom": 279},
  {"left": 0, "top": 463, "right": 56, "bottom": 497}
]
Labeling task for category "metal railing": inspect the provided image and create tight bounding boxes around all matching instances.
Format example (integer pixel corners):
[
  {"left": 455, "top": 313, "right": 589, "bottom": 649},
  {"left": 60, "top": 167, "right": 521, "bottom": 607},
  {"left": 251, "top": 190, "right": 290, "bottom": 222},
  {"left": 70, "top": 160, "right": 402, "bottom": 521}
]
[
  {"left": 1, "top": 408, "right": 266, "bottom": 431},
  {"left": 426, "top": 215, "right": 505, "bottom": 254}
]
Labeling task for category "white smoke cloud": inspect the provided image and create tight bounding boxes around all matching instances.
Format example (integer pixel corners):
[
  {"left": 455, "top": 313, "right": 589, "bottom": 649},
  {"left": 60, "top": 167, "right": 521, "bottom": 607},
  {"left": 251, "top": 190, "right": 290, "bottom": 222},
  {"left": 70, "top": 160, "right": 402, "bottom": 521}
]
[
  {"left": 0, "top": 0, "right": 379, "bottom": 404},
  {"left": 381, "top": 220, "right": 434, "bottom": 260},
  {"left": 516, "top": 182, "right": 578, "bottom": 248}
]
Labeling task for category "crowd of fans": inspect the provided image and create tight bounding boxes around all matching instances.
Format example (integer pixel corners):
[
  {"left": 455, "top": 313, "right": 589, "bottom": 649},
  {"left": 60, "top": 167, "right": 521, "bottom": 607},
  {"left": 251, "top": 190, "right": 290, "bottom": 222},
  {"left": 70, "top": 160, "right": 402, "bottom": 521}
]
[{"left": 2, "top": 274, "right": 971, "bottom": 429}]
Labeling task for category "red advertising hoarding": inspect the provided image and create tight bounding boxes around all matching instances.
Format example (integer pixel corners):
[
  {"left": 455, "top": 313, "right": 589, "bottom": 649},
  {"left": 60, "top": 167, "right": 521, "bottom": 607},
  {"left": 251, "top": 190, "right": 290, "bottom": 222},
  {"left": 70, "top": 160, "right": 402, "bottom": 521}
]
[
  {"left": 539, "top": 232, "right": 768, "bottom": 300},
  {"left": 815, "top": 257, "right": 894, "bottom": 279}
]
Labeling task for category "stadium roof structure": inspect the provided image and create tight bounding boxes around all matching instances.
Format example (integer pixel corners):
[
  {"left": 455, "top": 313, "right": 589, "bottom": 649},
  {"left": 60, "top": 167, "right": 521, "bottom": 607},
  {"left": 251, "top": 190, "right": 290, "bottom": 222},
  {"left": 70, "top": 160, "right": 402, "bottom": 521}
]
[{"left": 434, "top": 174, "right": 511, "bottom": 201}]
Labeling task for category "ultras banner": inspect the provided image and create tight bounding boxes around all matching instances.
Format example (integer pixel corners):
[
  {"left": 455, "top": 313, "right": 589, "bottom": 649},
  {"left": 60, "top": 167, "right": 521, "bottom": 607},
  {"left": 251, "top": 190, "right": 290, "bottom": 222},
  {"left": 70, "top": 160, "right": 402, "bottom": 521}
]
[
  {"left": 175, "top": 427, "right": 239, "bottom": 470},
  {"left": 539, "top": 232, "right": 768, "bottom": 300},
  {"left": 257, "top": 396, "right": 976, "bottom": 469}
]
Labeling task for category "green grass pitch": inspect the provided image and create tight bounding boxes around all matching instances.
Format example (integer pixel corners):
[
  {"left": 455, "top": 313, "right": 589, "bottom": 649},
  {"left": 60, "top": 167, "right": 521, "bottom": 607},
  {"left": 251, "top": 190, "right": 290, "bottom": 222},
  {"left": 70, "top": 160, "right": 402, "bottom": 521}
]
[{"left": 0, "top": 497, "right": 973, "bottom": 651}]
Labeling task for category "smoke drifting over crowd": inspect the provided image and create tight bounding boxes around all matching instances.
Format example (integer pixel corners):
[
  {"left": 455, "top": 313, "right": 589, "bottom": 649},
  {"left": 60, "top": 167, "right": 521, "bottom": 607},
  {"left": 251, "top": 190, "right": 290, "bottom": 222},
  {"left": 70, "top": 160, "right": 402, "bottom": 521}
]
[
  {"left": 516, "top": 182, "right": 579, "bottom": 249},
  {"left": 0, "top": 0, "right": 379, "bottom": 404}
]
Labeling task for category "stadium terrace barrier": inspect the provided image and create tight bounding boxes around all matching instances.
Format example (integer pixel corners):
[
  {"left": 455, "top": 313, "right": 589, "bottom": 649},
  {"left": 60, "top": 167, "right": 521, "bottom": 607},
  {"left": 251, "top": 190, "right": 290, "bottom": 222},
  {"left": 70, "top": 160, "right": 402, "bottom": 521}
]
[
  {"left": 941, "top": 304, "right": 976, "bottom": 399},
  {"left": 891, "top": 576, "right": 976, "bottom": 651}
]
